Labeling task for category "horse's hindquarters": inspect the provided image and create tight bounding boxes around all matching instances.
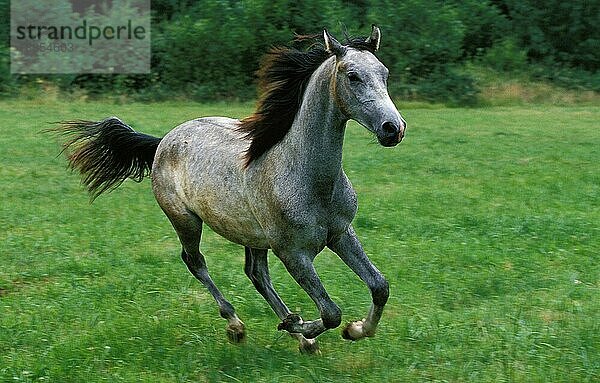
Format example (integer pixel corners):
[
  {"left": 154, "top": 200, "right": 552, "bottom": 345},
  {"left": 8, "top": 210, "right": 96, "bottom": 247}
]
[{"left": 152, "top": 118, "right": 270, "bottom": 249}]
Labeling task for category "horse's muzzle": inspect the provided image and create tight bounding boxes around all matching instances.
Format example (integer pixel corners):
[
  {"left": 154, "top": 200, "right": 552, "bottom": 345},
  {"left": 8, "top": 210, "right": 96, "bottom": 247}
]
[{"left": 378, "top": 120, "right": 405, "bottom": 147}]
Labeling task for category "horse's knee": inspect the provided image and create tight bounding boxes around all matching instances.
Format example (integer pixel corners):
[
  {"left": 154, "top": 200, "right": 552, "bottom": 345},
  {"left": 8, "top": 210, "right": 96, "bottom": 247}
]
[
  {"left": 322, "top": 304, "right": 342, "bottom": 329},
  {"left": 372, "top": 277, "right": 389, "bottom": 307}
]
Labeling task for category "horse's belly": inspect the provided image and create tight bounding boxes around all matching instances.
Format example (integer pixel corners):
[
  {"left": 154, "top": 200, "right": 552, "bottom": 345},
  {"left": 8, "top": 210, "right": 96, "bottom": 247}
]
[
  {"left": 194, "top": 199, "right": 270, "bottom": 249},
  {"left": 181, "top": 165, "right": 270, "bottom": 248}
]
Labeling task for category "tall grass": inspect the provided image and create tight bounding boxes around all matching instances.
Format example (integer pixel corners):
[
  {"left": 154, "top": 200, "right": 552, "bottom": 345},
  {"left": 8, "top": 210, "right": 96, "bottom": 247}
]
[{"left": 0, "top": 100, "right": 598, "bottom": 382}]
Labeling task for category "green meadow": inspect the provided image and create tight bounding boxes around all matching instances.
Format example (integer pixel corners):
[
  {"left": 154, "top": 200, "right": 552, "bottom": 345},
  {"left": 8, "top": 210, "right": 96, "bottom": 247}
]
[{"left": 0, "top": 100, "right": 598, "bottom": 382}]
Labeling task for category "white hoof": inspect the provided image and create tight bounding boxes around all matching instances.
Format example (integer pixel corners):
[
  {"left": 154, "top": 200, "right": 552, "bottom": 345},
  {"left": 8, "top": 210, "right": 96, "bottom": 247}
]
[{"left": 342, "top": 319, "right": 374, "bottom": 340}]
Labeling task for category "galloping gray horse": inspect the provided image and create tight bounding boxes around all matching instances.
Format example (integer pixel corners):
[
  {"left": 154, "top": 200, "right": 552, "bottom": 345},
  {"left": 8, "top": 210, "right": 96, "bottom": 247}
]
[{"left": 55, "top": 26, "right": 406, "bottom": 353}]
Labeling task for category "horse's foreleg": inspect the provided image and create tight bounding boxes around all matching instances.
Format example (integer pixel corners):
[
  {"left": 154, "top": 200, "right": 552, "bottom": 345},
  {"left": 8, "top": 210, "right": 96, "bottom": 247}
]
[
  {"left": 244, "top": 247, "right": 319, "bottom": 353},
  {"left": 274, "top": 250, "right": 342, "bottom": 340},
  {"left": 328, "top": 226, "right": 389, "bottom": 340},
  {"left": 244, "top": 247, "right": 292, "bottom": 319}
]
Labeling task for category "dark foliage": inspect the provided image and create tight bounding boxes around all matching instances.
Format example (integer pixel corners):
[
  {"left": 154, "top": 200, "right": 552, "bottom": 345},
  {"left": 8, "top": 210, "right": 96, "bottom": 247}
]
[{"left": 1, "top": 0, "right": 598, "bottom": 102}]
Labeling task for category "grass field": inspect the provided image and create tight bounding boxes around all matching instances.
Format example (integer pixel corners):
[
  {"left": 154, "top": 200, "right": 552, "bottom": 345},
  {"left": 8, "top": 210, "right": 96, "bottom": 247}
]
[{"left": 0, "top": 99, "right": 598, "bottom": 382}]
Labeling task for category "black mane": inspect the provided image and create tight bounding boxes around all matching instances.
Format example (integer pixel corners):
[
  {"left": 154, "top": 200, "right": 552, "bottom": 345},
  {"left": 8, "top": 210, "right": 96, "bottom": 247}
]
[{"left": 238, "top": 34, "right": 376, "bottom": 166}]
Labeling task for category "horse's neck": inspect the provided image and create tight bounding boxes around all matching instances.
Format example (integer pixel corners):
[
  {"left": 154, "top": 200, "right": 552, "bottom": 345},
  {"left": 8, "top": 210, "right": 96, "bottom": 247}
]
[{"left": 276, "top": 58, "right": 347, "bottom": 187}]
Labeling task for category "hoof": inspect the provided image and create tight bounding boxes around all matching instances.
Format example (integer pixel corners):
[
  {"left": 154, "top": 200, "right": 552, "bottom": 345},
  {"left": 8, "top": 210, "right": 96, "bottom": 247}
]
[
  {"left": 278, "top": 313, "right": 302, "bottom": 332},
  {"left": 226, "top": 323, "right": 246, "bottom": 343},
  {"left": 341, "top": 320, "right": 365, "bottom": 341}
]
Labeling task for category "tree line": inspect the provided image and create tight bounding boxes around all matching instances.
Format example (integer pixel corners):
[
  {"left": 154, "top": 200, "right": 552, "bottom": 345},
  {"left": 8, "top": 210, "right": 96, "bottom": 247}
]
[{"left": 1, "top": 0, "right": 598, "bottom": 104}]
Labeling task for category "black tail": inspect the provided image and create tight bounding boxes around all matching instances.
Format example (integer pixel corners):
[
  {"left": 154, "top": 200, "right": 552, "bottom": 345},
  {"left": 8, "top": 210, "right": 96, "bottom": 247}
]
[{"left": 51, "top": 117, "right": 162, "bottom": 200}]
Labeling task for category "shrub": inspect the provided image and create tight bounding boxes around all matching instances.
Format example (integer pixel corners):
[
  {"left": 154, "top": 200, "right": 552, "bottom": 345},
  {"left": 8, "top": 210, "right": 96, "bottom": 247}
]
[
  {"left": 479, "top": 38, "right": 528, "bottom": 73},
  {"left": 370, "top": 0, "right": 479, "bottom": 104}
]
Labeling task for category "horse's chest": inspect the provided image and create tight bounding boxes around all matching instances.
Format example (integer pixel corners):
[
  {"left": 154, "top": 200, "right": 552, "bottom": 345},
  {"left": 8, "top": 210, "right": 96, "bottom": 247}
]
[
  {"left": 248, "top": 169, "right": 358, "bottom": 252},
  {"left": 325, "top": 182, "right": 358, "bottom": 238},
  {"left": 275, "top": 184, "right": 357, "bottom": 251}
]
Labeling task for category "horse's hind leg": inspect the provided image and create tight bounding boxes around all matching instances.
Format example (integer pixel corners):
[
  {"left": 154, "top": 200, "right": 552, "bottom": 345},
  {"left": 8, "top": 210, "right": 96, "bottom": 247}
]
[
  {"left": 181, "top": 247, "right": 246, "bottom": 342},
  {"left": 244, "top": 247, "right": 319, "bottom": 354},
  {"left": 162, "top": 205, "right": 245, "bottom": 342}
]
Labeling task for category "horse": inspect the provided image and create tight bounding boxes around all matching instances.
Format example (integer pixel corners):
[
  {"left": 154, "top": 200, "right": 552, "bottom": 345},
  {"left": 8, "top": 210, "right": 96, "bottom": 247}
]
[{"left": 53, "top": 26, "right": 406, "bottom": 354}]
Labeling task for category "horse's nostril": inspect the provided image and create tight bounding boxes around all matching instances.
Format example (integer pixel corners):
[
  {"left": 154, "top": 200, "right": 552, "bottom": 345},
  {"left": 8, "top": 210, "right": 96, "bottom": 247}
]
[{"left": 382, "top": 122, "right": 398, "bottom": 135}]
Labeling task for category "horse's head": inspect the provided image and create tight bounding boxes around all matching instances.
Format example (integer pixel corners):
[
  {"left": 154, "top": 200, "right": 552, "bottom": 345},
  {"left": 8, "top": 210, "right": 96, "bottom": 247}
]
[{"left": 325, "top": 26, "right": 406, "bottom": 147}]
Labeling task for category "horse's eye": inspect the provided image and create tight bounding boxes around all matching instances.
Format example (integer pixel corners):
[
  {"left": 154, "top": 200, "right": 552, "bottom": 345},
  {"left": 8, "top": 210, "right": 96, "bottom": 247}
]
[{"left": 347, "top": 72, "right": 361, "bottom": 83}]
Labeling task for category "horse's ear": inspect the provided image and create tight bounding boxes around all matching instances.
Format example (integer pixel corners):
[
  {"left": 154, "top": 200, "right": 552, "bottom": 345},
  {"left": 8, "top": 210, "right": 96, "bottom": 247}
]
[
  {"left": 365, "top": 24, "right": 381, "bottom": 52},
  {"left": 323, "top": 29, "right": 346, "bottom": 57}
]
